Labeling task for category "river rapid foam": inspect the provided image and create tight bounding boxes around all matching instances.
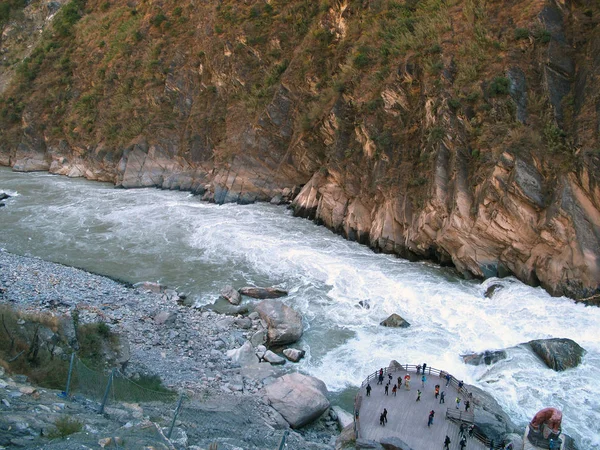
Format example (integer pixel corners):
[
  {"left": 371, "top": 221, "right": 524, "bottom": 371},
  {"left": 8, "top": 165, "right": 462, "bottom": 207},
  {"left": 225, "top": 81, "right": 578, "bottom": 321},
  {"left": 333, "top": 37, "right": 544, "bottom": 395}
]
[{"left": 1, "top": 168, "right": 599, "bottom": 448}]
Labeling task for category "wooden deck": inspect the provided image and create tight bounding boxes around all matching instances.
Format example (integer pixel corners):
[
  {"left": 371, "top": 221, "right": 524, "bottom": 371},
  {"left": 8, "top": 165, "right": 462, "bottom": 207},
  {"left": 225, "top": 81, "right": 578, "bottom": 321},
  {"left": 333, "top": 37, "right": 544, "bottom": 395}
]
[{"left": 356, "top": 366, "right": 488, "bottom": 450}]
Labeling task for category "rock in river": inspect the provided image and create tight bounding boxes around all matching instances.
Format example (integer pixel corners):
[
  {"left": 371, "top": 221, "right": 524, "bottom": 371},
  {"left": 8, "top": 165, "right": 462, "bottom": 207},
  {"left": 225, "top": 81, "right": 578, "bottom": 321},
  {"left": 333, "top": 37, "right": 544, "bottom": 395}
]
[
  {"left": 527, "top": 338, "right": 586, "bottom": 371},
  {"left": 380, "top": 313, "right": 410, "bottom": 328},
  {"left": 255, "top": 300, "right": 303, "bottom": 346},
  {"left": 220, "top": 285, "right": 242, "bottom": 305},
  {"left": 462, "top": 350, "right": 507, "bottom": 366},
  {"left": 264, "top": 373, "right": 330, "bottom": 428},
  {"left": 283, "top": 348, "right": 305, "bottom": 362},
  {"left": 239, "top": 286, "right": 288, "bottom": 299}
]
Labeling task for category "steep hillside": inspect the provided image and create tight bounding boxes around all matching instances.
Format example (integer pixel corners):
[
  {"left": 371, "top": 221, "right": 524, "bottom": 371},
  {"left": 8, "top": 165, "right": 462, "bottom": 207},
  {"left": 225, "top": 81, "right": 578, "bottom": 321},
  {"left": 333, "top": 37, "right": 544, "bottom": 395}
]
[{"left": 0, "top": 0, "right": 599, "bottom": 301}]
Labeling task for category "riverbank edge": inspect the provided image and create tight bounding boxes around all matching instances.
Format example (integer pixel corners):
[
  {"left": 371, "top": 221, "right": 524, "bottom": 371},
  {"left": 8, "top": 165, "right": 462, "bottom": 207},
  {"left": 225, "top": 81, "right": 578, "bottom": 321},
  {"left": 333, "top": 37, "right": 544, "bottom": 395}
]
[{"left": 0, "top": 249, "right": 339, "bottom": 449}]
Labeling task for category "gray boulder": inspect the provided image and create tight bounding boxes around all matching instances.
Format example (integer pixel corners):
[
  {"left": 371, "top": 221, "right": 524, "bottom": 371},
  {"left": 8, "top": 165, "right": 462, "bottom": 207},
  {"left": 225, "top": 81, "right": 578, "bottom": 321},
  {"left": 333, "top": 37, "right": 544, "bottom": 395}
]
[
  {"left": 255, "top": 300, "right": 303, "bottom": 346},
  {"left": 283, "top": 348, "right": 305, "bottom": 362},
  {"left": 264, "top": 373, "right": 330, "bottom": 428},
  {"left": 380, "top": 314, "right": 410, "bottom": 328},
  {"left": 468, "top": 385, "right": 518, "bottom": 443},
  {"left": 527, "top": 338, "right": 586, "bottom": 371},
  {"left": 154, "top": 311, "right": 177, "bottom": 326},
  {"left": 380, "top": 436, "right": 413, "bottom": 450},
  {"left": 220, "top": 285, "right": 242, "bottom": 305},
  {"left": 263, "top": 350, "right": 286, "bottom": 365},
  {"left": 239, "top": 286, "right": 288, "bottom": 299},
  {"left": 226, "top": 341, "right": 257, "bottom": 366},
  {"left": 462, "top": 350, "right": 507, "bottom": 366}
]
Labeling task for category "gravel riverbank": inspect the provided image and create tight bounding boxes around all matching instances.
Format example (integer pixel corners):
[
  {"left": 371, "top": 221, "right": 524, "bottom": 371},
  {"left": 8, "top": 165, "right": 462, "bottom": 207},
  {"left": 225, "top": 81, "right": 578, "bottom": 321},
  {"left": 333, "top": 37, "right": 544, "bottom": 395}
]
[{"left": 0, "top": 250, "right": 338, "bottom": 449}]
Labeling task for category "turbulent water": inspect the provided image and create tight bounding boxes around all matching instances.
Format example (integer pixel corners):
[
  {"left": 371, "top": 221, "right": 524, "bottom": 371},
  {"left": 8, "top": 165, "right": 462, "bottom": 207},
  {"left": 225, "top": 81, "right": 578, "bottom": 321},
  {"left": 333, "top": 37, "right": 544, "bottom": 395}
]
[{"left": 1, "top": 168, "right": 599, "bottom": 448}]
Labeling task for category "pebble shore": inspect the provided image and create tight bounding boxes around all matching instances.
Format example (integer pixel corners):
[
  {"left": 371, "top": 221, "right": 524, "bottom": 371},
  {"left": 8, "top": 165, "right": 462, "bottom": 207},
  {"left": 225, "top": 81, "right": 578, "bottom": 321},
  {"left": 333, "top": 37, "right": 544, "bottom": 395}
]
[{"left": 0, "top": 249, "right": 338, "bottom": 449}]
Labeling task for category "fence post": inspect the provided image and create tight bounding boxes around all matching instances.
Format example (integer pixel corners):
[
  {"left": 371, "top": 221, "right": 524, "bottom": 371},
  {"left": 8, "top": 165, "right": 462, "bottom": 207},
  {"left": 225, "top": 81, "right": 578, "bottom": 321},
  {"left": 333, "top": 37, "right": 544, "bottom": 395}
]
[
  {"left": 99, "top": 368, "right": 115, "bottom": 414},
  {"left": 277, "top": 430, "right": 289, "bottom": 450},
  {"left": 64, "top": 352, "right": 75, "bottom": 397},
  {"left": 167, "top": 394, "right": 185, "bottom": 439}
]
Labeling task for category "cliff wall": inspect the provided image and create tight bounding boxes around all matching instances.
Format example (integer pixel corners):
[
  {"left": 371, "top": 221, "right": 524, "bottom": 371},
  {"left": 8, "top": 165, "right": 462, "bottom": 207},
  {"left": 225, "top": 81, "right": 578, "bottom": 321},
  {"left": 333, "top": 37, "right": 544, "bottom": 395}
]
[{"left": 0, "top": 0, "right": 599, "bottom": 300}]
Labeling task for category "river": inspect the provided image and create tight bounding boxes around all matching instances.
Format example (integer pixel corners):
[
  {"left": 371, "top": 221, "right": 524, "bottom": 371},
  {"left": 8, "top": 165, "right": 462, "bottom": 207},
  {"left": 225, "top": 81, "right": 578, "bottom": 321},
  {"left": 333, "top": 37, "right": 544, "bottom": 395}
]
[{"left": 1, "top": 168, "right": 599, "bottom": 448}]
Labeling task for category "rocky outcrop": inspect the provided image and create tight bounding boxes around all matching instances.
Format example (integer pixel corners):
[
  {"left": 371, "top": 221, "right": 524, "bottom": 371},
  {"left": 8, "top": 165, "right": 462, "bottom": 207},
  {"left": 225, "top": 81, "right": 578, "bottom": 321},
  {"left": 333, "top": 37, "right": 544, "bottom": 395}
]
[
  {"left": 527, "top": 338, "right": 586, "bottom": 371},
  {"left": 264, "top": 373, "right": 330, "bottom": 428},
  {"left": 462, "top": 350, "right": 507, "bottom": 366},
  {"left": 468, "top": 385, "right": 519, "bottom": 443},
  {"left": 255, "top": 300, "right": 303, "bottom": 346},
  {"left": 239, "top": 286, "right": 288, "bottom": 299},
  {"left": 380, "top": 314, "right": 411, "bottom": 328},
  {"left": 220, "top": 285, "right": 242, "bottom": 305},
  {"left": 380, "top": 437, "right": 414, "bottom": 450}
]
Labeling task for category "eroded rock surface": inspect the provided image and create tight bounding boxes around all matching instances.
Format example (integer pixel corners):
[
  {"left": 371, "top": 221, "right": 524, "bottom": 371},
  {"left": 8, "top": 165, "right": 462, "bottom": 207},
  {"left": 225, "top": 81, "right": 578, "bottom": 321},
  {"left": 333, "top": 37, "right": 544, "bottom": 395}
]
[{"left": 527, "top": 338, "right": 586, "bottom": 371}]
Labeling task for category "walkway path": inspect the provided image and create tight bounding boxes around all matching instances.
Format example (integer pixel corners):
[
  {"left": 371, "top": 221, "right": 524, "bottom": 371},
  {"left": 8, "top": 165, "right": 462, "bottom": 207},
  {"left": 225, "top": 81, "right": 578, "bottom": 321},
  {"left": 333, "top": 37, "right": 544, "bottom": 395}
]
[{"left": 355, "top": 364, "right": 488, "bottom": 450}]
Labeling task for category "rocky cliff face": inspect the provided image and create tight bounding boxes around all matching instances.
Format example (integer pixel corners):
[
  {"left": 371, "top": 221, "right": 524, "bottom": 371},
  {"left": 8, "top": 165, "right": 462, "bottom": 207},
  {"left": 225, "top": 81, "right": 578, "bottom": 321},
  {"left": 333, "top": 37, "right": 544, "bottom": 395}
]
[{"left": 0, "top": 0, "right": 599, "bottom": 300}]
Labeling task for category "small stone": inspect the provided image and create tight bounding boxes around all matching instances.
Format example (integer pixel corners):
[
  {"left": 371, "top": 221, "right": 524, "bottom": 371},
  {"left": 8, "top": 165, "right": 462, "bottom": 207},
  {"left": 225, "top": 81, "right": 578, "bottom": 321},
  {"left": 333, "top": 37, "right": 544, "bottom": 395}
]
[
  {"left": 283, "top": 348, "right": 305, "bottom": 362},
  {"left": 263, "top": 350, "right": 286, "bottom": 365},
  {"left": 380, "top": 313, "right": 410, "bottom": 328}
]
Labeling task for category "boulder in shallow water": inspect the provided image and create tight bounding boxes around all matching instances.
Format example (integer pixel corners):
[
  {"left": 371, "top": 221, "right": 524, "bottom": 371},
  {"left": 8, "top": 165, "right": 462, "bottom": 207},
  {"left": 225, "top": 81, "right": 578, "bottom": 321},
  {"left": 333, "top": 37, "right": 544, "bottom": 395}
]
[
  {"left": 239, "top": 286, "right": 288, "bottom": 299},
  {"left": 220, "top": 285, "right": 242, "bottom": 305},
  {"left": 0, "top": 193, "right": 10, "bottom": 200},
  {"left": 263, "top": 350, "right": 286, "bottom": 365},
  {"left": 527, "top": 338, "right": 586, "bottom": 371},
  {"left": 255, "top": 300, "right": 303, "bottom": 346},
  {"left": 283, "top": 348, "right": 305, "bottom": 362},
  {"left": 462, "top": 350, "right": 507, "bottom": 366},
  {"left": 264, "top": 373, "right": 330, "bottom": 428},
  {"left": 380, "top": 313, "right": 410, "bottom": 328}
]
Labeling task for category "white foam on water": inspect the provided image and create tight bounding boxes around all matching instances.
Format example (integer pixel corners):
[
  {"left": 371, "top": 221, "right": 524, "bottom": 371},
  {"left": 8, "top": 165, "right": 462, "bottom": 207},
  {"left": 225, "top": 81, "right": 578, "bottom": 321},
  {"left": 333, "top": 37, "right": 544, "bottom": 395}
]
[{"left": 1, "top": 168, "right": 599, "bottom": 448}]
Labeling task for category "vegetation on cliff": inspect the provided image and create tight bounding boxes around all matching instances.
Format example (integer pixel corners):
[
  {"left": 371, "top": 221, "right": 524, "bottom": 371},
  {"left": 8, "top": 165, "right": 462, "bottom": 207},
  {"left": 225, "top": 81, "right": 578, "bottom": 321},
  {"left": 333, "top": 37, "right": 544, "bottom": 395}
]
[{"left": 0, "top": 0, "right": 599, "bottom": 299}]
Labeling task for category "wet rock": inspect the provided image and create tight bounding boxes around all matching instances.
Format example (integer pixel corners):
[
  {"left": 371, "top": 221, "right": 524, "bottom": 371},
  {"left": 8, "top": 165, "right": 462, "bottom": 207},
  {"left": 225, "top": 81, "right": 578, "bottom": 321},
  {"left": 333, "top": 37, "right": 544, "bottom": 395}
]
[
  {"left": 468, "top": 385, "right": 518, "bottom": 443},
  {"left": 283, "top": 348, "right": 305, "bottom": 362},
  {"left": 264, "top": 373, "right": 330, "bottom": 428},
  {"left": 239, "top": 286, "right": 288, "bottom": 299},
  {"left": 484, "top": 284, "right": 504, "bottom": 298},
  {"left": 527, "top": 338, "right": 586, "bottom": 371},
  {"left": 380, "top": 313, "right": 410, "bottom": 328},
  {"left": 462, "top": 350, "right": 507, "bottom": 366},
  {"left": 220, "top": 285, "right": 242, "bottom": 305},
  {"left": 263, "top": 350, "right": 286, "bottom": 365},
  {"left": 358, "top": 300, "right": 370, "bottom": 309},
  {"left": 0, "top": 193, "right": 10, "bottom": 201},
  {"left": 255, "top": 300, "right": 303, "bottom": 346}
]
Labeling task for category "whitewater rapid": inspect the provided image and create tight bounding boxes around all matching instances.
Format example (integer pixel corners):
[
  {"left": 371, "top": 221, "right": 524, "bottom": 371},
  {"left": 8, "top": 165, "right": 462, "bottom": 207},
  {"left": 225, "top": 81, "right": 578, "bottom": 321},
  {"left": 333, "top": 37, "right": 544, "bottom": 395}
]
[{"left": 1, "top": 169, "right": 599, "bottom": 448}]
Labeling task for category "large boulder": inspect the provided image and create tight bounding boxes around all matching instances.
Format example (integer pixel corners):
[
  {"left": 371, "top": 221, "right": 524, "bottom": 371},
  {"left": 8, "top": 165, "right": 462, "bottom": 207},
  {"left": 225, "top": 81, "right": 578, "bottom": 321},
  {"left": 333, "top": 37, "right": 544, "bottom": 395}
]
[
  {"left": 380, "top": 437, "right": 413, "bottom": 450},
  {"left": 264, "top": 373, "right": 330, "bottom": 428},
  {"left": 239, "top": 286, "right": 288, "bottom": 299},
  {"left": 526, "top": 338, "right": 586, "bottom": 371},
  {"left": 220, "top": 285, "right": 242, "bottom": 305},
  {"left": 255, "top": 300, "right": 303, "bottom": 346},
  {"left": 468, "top": 385, "right": 518, "bottom": 443},
  {"left": 380, "top": 314, "right": 410, "bottom": 328},
  {"left": 462, "top": 350, "right": 507, "bottom": 366}
]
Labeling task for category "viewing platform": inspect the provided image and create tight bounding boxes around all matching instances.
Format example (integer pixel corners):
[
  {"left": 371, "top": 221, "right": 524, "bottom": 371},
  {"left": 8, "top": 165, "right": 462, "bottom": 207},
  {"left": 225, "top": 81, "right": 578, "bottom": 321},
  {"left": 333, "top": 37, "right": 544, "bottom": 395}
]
[{"left": 354, "top": 363, "right": 492, "bottom": 450}]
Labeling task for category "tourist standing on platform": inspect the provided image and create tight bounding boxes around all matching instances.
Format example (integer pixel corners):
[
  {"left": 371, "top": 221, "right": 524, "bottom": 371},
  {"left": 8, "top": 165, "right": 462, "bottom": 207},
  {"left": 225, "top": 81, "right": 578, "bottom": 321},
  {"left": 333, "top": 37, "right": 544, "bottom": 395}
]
[
  {"left": 416, "top": 389, "right": 422, "bottom": 401},
  {"left": 397, "top": 376, "right": 402, "bottom": 388},
  {"left": 460, "top": 435, "right": 467, "bottom": 449},
  {"left": 465, "top": 400, "right": 471, "bottom": 412},
  {"left": 435, "top": 384, "right": 440, "bottom": 399},
  {"left": 416, "top": 364, "right": 421, "bottom": 374},
  {"left": 489, "top": 439, "right": 494, "bottom": 450},
  {"left": 366, "top": 383, "right": 371, "bottom": 396},
  {"left": 377, "top": 368, "right": 384, "bottom": 384},
  {"left": 444, "top": 435, "right": 451, "bottom": 449},
  {"left": 380, "top": 412, "right": 385, "bottom": 426},
  {"left": 421, "top": 374, "right": 427, "bottom": 387},
  {"left": 388, "top": 373, "right": 393, "bottom": 384},
  {"left": 392, "top": 384, "right": 397, "bottom": 396},
  {"left": 445, "top": 373, "right": 451, "bottom": 386},
  {"left": 456, "top": 397, "right": 461, "bottom": 409},
  {"left": 439, "top": 391, "right": 445, "bottom": 404},
  {"left": 383, "top": 408, "right": 388, "bottom": 423},
  {"left": 468, "top": 424, "right": 475, "bottom": 437},
  {"left": 427, "top": 410, "right": 435, "bottom": 427},
  {"left": 458, "top": 380, "right": 464, "bottom": 391},
  {"left": 404, "top": 374, "right": 411, "bottom": 390},
  {"left": 422, "top": 363, "right": 427, "bottom": 374},
  {"left": 385, "top": 384, "right": 389, "bottom": 395}
]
